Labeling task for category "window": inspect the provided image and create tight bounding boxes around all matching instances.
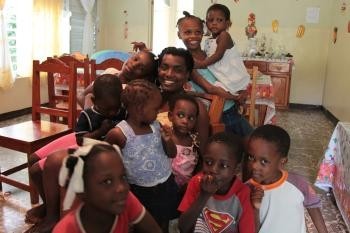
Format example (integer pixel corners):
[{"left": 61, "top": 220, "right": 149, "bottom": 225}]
[
  {"left": 4, "top": 1, "right": 18, "bottom": 73},
  {"left": 152, "top": 0, "right": 193, "bottom": 55},
  {"left": 69, "top": 0, "right": 97, "bottom": 54}
]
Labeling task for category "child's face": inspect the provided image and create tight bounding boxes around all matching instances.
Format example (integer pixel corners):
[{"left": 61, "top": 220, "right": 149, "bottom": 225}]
[
  {"left": 177, "top": 18, "right": 203, "bottom": 51},
  {"left": 206, "top": 10, "right": 230, "bottom": 36},
  {"left": 168, "top": 99, "right": 197, "bottom": 135},
  {"left": 202, "top": 142, "right": 239, "bottom": 194},
  {"left": 84, "top": 151, "right": 129, "bottom": 215},
  {"left": 247, "top": 138, "right": 286, "bottom": 185},
  {"left": 122, "top": 51, "right": 154, "bottom": 81},
  {"left": 141, "top": 91, "right": 162, "bottom": 124},
  {"left": 158, "top": 54, "right": 190, "bottom": 92},
  {"left": 94, "top": 97, "right": 121, "bottom": 119}
]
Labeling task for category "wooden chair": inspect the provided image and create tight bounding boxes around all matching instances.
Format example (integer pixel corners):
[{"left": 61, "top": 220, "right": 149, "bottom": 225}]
[
  {"left": 244, "top": 66, "right": 268, "bottom": 127},
  {"left": 187, "top": 91, "right": 225, "bottom": 135},
  {"left": 50, "top": 55, "right": 90, "bottom": 123},
  {"left": 0, "top": 58, "right": 78, "bottom": 204},
  {"left": 90, "top": 58, "right": 124, "bottom": 82}
]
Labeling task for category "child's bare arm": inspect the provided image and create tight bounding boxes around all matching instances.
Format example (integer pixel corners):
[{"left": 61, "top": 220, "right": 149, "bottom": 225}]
[
  {"left": 195, "top": 31, "right": 233, "bottom": 68},
  {"left": 307, "top": 207, "right": 328, "bottom": 233},
  {"left": 77, "top": 83, "right": 94, "bottom": 108},
  {"left": 191, "top": 70, "right": 238, "bottom": 100},
  {"left": 195, "top": 100, "right": 209, "bottom": 153},
  {"left": 133, "top": 210, "right": 162, "bottom": 233},
  {"left": 178, "top": 175, "right": 218, "bottom": 233},
  {"left": 104, "top": 127, "right": 127, "bottom": 148},
  {"left": 250, "top": 186, "right": 264, "bottom": 233},
  {"left": 160, "top": 123, "right": 177, "bottom": 158}
]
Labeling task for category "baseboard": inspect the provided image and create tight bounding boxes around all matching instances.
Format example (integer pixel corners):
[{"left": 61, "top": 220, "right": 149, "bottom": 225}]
[
  {"left": 289, "top": 103, "right": 339, "bottom": 126},
  {"left": 289, "top": 103, "right": 322, "bottom": 110},
  {"left": 321, "top": 106, "right": 339, "bottom": 126},
  {"left": 0, "top": 107, "right": 32, "bottom": 121}
]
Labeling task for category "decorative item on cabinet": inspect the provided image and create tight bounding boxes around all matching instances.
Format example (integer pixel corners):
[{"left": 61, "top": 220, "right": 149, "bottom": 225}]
[{"left": 243, "top": 59, "right": 292, "bottom": 109}]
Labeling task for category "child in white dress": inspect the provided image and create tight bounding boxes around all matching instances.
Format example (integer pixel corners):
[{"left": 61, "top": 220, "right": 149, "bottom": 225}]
[{"left": 195, "top": 4, "right": 250, "bottom": 95}]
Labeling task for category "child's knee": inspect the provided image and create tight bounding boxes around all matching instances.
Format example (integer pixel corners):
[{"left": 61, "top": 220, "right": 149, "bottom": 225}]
[
  {"left": 28, "top": 153, "right": 40, "bottom": 167},
  {"left": 29, "top": 163, "right": 42, "bottom": 178}
]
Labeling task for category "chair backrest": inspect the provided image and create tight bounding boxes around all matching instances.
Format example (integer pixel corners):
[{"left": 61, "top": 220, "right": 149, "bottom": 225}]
[
  {"left": 187, "top": 91, "right": 225, "bottom": 135},
  {"left": 55, "top": 54, "right": 90, "bottom": 88},
  {"left": 248, "top": 66, "right": 259, "bottom": 126},
  {"left": 90, "top": 58, "right": 124, "bottom": 82},
  {"left": 32, "top": 58, "right": 78, "bottom": 129}
]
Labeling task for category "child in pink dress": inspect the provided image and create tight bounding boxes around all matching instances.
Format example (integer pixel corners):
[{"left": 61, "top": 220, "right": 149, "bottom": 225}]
[{"left": 168, "top": 93, "right": 200, "bottom": 189}]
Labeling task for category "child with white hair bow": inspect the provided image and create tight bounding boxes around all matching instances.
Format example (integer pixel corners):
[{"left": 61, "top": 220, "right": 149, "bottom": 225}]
[{"left": 53, "top": 138, "right": 162, "bottom": 233}]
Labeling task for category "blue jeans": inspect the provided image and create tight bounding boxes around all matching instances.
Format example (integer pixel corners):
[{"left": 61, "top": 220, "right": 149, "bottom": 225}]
[{"left": 222, "top": 106, "right": 253, "bottom": 137}]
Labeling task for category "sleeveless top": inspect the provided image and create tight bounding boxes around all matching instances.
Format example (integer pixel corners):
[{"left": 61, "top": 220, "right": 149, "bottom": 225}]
[
  {"left": 171, "top": 144, "right": 198, "bottom": 186},
  {"left": 204, "top": 38, "right": 250, "bottom": 94},
  {"left": 116, "top": 120, "right": 172, "bottom": 187}
]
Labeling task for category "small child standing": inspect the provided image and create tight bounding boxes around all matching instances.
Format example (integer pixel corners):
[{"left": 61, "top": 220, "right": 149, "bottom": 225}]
[
  {"left": 53, "top": 139, "right": 162, "bottom": 233},
  {"left": 247, "top": 124, "right": 328, "bottom": 233},
  {"left": 168, "top": 94, "right": 200, "bottom": 189},
  {"left": 25, "top": 74, "right": 125, "bottom": 232},
  {"left": 105, "top": 79, "right": 179, "bottom": 233},
  {"left": 195, "top": 4, "right": 250, "bottom": 95},
  {"left": 178, "top": 132, "right": 255, "bottom": 233}
]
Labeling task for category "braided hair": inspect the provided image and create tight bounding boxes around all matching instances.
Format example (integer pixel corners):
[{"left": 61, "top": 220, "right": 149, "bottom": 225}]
[
  {"left": 121, "top": 79, "right": 160, "bottom": 107},
  {"left": 176, "top": 11, "right": 204, "bottom": 29}
]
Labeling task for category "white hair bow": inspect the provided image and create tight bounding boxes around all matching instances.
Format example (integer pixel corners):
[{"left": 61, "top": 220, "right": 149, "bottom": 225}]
[{"left": 58, "top": 138, "right": 121, "bottom": 210}]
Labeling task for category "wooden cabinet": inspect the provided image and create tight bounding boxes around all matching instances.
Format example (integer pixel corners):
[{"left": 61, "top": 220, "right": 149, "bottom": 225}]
[{"left": 244, "top": 59, "right": 292, "bottom": 109}]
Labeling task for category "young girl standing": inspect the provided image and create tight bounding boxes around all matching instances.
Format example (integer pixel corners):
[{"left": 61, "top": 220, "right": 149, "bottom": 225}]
[
  {"left": 194, "top": 4, "right": 250, "bottom": 95},
  {"left": 168, "top": 94, "right": 200, "bottom": 189},
  {"left": 53, "top": 140, "right": 162, "bottom": 233},
  {"left": 105, "top": 79, "right": 179, "bottom": 233}
]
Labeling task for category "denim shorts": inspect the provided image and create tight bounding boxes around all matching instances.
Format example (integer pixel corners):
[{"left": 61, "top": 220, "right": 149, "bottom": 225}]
[{"left": 221, "top": 106, "right": 253, "bottom": 137}]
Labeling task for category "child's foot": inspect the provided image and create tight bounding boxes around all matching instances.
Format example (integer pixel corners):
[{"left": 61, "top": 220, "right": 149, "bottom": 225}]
[{"left": 25, "top": 204, "right": 46, "bottom": 224}]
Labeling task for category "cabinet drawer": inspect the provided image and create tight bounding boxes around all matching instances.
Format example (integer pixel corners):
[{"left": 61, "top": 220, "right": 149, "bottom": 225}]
[
  {"left": 268, "top": 62, "right": 290, "bottom": 73},
  {"left": 244, "top": 61, "right": 267, "bottom": 72}
]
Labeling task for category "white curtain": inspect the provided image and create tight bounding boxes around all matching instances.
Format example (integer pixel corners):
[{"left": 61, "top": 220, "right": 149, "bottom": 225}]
[
  {"left": 0, "top": 0, "right": 14, "bottom": 89},
  {"left": 80, "top": 0, "right": 95, "bottom": 56}
]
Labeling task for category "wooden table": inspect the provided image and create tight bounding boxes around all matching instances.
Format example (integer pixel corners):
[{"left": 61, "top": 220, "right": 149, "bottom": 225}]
[{"left": 243, "top": 58, "right": 293, "bottom": 109}]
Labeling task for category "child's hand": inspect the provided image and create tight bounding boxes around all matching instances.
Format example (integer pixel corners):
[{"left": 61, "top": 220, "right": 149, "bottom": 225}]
[
  {"left": 194, "top": 58, "right": 207, "bottom": 69},
  {"left": 99, "top": 119, "right": 116, "bottom": 135},
  {"left": 200, "top": 174, "right": 219, "bottom": 195},
  {"left": 160, "top": 123, "right": 173, "bottom": 142},
  {"left": 250, "top": 186, "right": 264, "bottom": 209},
  {"left": 131, "top": 41, "right": 148, "bottom": 52}
]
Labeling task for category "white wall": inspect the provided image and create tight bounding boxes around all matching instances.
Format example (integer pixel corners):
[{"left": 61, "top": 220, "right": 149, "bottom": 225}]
[{"left": 323, "top": 1, "right": 350, "bottom": 122}]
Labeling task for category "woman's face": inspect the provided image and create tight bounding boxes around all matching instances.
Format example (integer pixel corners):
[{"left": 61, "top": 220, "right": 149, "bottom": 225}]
[
  {"left": 178, "top": 18, "right": 203, "bottom": 51},
  {"left": 121, "top": 51, "right": 154, "bottom": 81},
  {"left": 158, "top": 54, "right": 190, "bottom": 92}
]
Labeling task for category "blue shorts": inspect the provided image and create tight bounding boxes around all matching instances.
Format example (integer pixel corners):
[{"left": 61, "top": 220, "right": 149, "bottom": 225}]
[{"left": 222, "top": 106, "right": 253, "bottom": 137}]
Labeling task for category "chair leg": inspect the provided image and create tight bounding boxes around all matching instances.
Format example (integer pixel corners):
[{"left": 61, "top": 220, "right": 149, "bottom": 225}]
[
  {"left": 0, "top": 167, "right": 3, "bottom": 193},
  {"left": 27, "top": 153, "right": 39, "bottom": 204}
]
